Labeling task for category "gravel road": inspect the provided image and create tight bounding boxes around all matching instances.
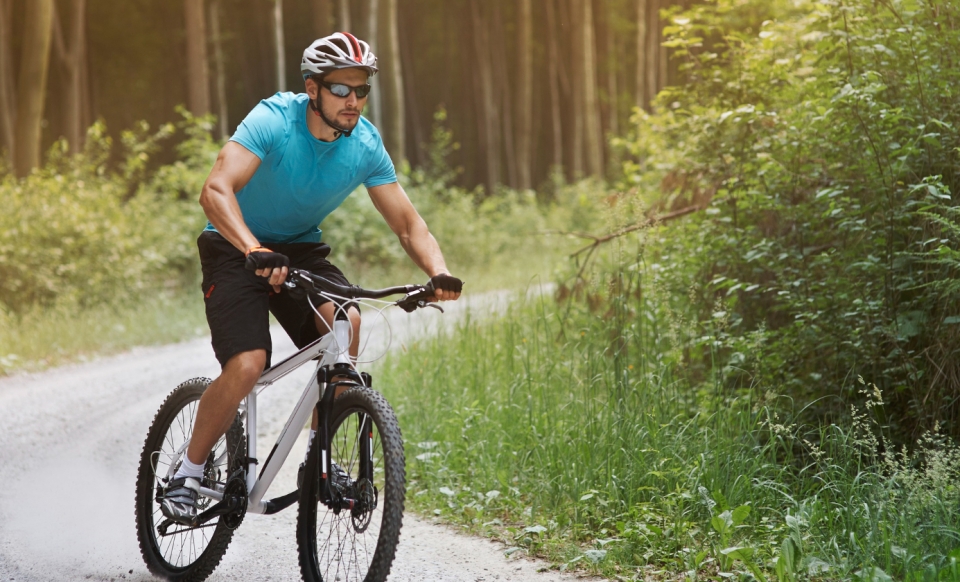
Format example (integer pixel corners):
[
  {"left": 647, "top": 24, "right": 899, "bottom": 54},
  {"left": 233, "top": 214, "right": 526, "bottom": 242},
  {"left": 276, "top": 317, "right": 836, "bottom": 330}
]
[{"left": 0, "top": 291, "right": 582, "bottom": 582}]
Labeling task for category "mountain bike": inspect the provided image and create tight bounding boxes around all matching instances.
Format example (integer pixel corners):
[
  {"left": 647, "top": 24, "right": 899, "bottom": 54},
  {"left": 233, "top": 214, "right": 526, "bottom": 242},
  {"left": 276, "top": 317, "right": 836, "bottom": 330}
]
[{"left": 134, "top": 268, "right": 442, "bottom": 582}]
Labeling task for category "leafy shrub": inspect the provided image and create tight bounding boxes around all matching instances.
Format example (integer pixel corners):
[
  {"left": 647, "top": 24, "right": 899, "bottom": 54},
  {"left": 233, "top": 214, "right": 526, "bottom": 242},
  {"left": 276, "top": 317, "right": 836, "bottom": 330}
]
[
  {"left": 614, "top": 0, "right": 960, "bottom": 437},
  {"left": 0, "top": 115, "right": 215, "bottom": 315}
]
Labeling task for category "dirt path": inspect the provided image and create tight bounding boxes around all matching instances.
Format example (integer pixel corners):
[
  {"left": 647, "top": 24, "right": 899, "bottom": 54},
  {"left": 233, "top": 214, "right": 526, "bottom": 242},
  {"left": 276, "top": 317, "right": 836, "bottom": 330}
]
[{"left": 0, "top": 291, "right": 580, "bottom": 581}]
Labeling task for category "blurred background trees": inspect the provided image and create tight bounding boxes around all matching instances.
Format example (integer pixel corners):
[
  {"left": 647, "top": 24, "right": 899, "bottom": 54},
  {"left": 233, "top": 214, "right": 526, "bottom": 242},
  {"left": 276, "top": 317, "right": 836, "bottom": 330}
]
[{"left": 0, "top": 0, "right": 683, "bottom": 184}]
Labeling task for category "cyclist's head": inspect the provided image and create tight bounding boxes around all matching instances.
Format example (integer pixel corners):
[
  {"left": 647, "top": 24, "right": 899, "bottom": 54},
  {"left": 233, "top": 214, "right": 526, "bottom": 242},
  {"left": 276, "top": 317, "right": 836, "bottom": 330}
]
[{"left": 301, "top": 32, "right": 378, "bottom": 80}]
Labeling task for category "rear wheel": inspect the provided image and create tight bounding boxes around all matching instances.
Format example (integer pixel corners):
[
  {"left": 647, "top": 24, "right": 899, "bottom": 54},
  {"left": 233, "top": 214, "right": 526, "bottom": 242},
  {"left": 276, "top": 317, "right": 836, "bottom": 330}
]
[
  {"left": 297, "top": 386, "right": 405, "bottom": 582},
  {"left": 135, "top": 378, "right": 245, "bottom": 582}
]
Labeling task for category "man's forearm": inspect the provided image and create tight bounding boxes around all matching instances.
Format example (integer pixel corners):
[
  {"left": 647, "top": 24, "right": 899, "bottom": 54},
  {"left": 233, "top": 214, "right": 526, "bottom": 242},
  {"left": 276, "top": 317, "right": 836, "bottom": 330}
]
[
  {"left": 398, "top": 220, "right": 449, "bottom": 277},
  {"left": 200, "top": 185, "right": 260, "bottom": 253}
]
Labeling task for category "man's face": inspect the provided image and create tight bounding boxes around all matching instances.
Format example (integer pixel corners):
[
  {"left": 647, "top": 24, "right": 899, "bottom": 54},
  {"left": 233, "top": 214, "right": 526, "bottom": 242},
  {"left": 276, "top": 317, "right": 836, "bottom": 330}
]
[{"left": 307, "top": 67, "right": 370, "bottom": 131}]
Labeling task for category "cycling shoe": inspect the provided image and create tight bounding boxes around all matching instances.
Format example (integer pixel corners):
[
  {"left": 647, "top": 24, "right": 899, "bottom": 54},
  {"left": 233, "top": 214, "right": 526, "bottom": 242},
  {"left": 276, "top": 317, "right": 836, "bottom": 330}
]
[{"left": 159, "top": 476, "right": 201, "bottom": 525}]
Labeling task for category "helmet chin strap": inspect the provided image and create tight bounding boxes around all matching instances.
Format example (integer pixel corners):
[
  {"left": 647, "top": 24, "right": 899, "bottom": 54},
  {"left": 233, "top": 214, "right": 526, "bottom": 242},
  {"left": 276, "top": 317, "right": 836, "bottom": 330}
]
[{"left": 310, "top": 95, "right": 353, "bottom": 138}]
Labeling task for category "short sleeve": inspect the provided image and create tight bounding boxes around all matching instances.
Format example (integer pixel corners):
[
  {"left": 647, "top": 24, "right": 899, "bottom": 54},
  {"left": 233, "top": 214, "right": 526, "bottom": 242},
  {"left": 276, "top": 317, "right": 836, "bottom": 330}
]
[
  {"left": 229, "top": 99, "right": 286, "bottom": 160},
  {"left": 362, "top": 137, "right": 398, "bottom": 189}
]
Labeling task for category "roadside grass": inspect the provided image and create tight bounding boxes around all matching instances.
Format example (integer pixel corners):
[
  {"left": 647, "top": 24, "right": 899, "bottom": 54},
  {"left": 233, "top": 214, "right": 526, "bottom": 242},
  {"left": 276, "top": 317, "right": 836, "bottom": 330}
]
[
  {"left": 0, "top": 290, "right": 207, "bottom": 375},
  {"left": 377, "top": 277, "right": 960, "bottom": 581}
]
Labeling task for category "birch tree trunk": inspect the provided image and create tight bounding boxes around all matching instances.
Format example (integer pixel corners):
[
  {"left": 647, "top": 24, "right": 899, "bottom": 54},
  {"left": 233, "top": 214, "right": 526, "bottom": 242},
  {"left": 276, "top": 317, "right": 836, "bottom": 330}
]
[
  {"left": 313, "top": 0, "right": 333, "bottom": 34},
  {"left": 516, "top": 0, "right": 533, "bottom": 190},
  {"left": 367, "top": 0, "right": 382, "bottom": 130},
  {"left": 636, "top": 0, "right": 647, "bottom": 111},
  {"left": 381, "top": 0, "right": 405, "bottom": 163},
  {"left": 581, "top": 0, "right": 603, "bottom": 176},
  {"left": 469, "top": 0, "right": 499, "bottom": 193},
  {"left": 184, "top": 0, "right": 211, "bottom": 114},
  {"left": 273, "top": 0, "right": 286, "bottom": 92},
  {"left": 210, "top": 0, "right": 229, "bottom": 138},
  {"left": 14, "top": 0, "right": 55, "bottom": 177},
  {"left": 0, "top": 0, "right": 18, "bottom": 162},
  {"left": 545, "top": 0, "right": 564, "bottom": 172},
  {"left": 51, "top": 0, "right": 88, "bottom": 153},
  {"left": 337, "top": 0, "right": 350, "bottom": 31}
]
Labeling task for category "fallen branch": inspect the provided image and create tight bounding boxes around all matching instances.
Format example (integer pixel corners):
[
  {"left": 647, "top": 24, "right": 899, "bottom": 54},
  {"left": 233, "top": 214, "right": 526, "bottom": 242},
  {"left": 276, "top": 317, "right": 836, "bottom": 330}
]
[{"left": 563, "top": 204, "right": 705, "bottom": 258}]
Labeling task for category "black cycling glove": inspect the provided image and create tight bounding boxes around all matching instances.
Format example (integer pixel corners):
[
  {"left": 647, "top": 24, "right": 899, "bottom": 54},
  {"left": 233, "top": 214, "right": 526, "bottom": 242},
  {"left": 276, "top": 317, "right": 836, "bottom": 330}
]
[
  {"left": 244, "top": 247, "right": 290, "bottom": 272},
  {"left": 430, "top": 273, "right": 463, "bottom": 294}
]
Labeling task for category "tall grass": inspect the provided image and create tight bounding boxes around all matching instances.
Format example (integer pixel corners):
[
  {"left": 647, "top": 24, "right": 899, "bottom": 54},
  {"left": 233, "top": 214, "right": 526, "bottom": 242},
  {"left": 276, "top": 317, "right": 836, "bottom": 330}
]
[{"left": 377, "top": 261, "right": 960, "bottom": 580}]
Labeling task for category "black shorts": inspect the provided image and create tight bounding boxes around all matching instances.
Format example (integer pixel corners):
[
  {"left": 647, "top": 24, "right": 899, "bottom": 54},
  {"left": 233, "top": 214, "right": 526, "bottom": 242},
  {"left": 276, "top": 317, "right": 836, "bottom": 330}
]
[{"left": 198, "top": 231, "right": 353, "bottom": 369}]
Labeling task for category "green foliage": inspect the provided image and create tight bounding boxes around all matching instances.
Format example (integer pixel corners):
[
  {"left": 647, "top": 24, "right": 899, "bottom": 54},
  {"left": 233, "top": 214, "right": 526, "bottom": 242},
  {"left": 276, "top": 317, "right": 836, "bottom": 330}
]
[
  {"left": 377, "top": 265, "right": 960, "bottom": 580},
  {"left": 0, "top": 114, "right": 215, "bottom": 315},
  {"left": 614, "top": 0, "right": 960, "bottom": 437}
]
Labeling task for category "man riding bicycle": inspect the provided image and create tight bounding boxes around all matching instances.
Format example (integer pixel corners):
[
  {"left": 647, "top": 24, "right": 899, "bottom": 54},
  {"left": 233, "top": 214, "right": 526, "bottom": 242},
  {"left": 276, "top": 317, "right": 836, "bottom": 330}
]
[{"left": 160, "top": 32, "right": 463, "bottom": 525}]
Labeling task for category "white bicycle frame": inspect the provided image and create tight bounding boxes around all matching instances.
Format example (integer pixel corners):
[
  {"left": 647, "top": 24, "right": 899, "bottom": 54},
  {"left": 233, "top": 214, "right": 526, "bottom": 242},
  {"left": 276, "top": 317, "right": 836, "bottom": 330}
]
[{"left": 163, "top": 318, "right": 357, "bottom": 515}]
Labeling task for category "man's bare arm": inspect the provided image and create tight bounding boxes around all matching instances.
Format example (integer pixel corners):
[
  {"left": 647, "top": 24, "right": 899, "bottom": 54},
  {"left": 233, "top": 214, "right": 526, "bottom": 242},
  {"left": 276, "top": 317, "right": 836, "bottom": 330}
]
[
  {"left": 199, "top": 142, "right": 287, "bottom": 287},
  {"left": 367, "top": 181, "right": 461, "bottom": 301}
]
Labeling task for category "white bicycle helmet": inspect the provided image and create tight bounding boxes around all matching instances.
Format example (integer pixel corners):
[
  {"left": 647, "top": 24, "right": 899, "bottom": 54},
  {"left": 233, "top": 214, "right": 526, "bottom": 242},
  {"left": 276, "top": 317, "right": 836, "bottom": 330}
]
[{"left": 301, "top": 32, "right": 378, "bottom": 79}]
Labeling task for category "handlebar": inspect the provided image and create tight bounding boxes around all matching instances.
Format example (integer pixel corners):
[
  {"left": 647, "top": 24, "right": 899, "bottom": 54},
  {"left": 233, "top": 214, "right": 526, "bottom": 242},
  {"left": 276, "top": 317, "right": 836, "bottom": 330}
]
[{"left": 282, "top": 268, "right": 443, "bottom": 313}]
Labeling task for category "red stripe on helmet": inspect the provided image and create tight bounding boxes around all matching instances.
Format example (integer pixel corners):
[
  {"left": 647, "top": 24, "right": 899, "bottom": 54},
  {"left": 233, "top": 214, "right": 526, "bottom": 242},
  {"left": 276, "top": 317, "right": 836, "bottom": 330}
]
[{"left": 341, "top": 32, "right": 364, "bottom": 63}]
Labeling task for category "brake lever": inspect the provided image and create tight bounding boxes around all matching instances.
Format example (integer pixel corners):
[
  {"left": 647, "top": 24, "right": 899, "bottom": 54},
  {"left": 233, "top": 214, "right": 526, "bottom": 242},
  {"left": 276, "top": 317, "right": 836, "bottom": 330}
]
[{"left": 423, "top": 301, "right": 444, "bottom": 313}]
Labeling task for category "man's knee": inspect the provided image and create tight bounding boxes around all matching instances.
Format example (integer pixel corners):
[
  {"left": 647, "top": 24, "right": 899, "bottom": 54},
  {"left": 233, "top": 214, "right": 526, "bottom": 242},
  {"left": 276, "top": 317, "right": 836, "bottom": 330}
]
[{"left": 223, "top": 350, "right": 266, "bottom": 387}]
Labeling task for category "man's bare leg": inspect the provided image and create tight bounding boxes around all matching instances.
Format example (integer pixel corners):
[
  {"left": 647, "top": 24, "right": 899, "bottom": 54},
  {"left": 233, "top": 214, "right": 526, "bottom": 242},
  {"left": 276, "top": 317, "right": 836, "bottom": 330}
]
[{"left": 186, "top": 349, "right": 266, "bottom": 465}]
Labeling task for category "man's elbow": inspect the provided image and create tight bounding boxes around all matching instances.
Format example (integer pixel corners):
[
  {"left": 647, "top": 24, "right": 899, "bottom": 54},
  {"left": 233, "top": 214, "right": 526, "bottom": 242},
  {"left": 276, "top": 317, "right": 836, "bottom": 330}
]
[{"left": 199, "top": 182, "right": 223, "bottom": 212}]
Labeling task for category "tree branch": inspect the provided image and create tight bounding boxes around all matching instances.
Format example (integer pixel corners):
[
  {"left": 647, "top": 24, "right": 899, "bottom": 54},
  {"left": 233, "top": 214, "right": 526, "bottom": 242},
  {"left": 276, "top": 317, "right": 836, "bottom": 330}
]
[{"left": 552, "top": 203, "right": 705, "bottom": 257}]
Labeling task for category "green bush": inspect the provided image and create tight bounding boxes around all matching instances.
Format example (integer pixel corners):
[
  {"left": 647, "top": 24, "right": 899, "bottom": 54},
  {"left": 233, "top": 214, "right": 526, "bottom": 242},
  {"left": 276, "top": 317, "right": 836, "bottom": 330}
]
[
  {"left": 0, "top": 115, "right": 215, "bottom": 315},
  {"left": 614, "top": 0, "right": 960, "bottom": 438}
]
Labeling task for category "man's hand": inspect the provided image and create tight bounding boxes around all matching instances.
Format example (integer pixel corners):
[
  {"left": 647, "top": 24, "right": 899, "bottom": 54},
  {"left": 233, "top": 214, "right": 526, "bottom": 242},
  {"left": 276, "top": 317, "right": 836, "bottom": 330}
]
[
  {"left": 430, "top": 273, "right": 463, "bottom": 301},
  {"left": 245, "top": 247, "right": 290, "bottom": 292}
]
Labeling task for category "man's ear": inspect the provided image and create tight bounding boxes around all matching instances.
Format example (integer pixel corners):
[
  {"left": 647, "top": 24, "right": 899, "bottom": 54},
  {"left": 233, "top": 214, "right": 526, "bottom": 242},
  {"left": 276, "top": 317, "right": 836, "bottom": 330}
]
[{"left": 305, "top": 77, "right": 319, "bottom": 99}]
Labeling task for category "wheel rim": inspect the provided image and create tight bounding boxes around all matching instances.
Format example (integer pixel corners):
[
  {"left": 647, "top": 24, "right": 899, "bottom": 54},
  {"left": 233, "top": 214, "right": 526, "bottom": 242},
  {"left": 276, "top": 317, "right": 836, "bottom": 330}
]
[
  {"left": 148, "top": 397, "right": 232, "bottom": 569},
  {"left": 313, "top": 409, "right": 387, "bottom": 581}
]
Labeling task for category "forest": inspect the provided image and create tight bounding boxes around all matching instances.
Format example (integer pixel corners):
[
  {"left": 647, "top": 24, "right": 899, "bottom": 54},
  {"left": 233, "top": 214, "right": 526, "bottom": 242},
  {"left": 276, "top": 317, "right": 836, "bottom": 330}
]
[{"left": 3, "top": 0, "right": 960, "bottom": 580}]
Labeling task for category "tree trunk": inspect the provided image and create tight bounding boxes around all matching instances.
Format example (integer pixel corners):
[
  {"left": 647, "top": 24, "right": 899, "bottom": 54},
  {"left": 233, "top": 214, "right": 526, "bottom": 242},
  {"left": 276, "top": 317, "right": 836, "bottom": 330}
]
[
  {"left": 210, "top": 0, "right": 229, "bottom": 139},
  {"left": 337, "top": 0, "right": 350, "bottom": 31},
  {"left": 516, "top": 0, "right": 533, "bottom": 190},
  {"left": 0, "top": 0, "right": 18, "bottom": 163},
  {"left": 545, "top": 0, "right": 563, "bottom": 172},
  {"left": 14, "top": 0, "right": 55, "bottom": 177},
  {"left": 636, "top": 0, "right": 647, "bottom": 111},
  {"left": 381, "top": 0, "right": 405, "bottom": 163},
  {"left": 51, "top": 0, "right": 88, "bottom": 153},
  {"left": 491, "top": 3, "right": 517, "bottom": 189},
  {"left": 601, "top": 0, "right": 618, "bottom": 137},
  {"left": 581, "top": 0, "right": 603, "bottom": 176},
  {"left": 367, "top": 0, "right": 382, "bottom": 130},
  {"left": 313, "top": 0, "right": 333, "bottom": 34},
  {"left": 184, "top": 0, "right": 211, "bottom": 114},
  {"left": 273, "top": 0, "right": 286, "bottom": 92},
  {"left": 469, "top": 0, "right": 499, "bottom": 193},
  {"left": 398, "top": 5, "right": 423, "bottom": 166},
  {"left": 567, "top": 0, "right": 584, "bottom": 179},
  {"left": 645, "top": 0, "right": 659, "bottom": 108}
]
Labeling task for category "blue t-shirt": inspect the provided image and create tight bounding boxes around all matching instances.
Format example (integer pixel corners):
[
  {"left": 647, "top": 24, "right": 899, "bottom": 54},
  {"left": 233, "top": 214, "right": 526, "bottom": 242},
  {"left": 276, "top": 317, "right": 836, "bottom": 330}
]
[{"left": 204, "top": 92, "right": 397, "bottom": 244}]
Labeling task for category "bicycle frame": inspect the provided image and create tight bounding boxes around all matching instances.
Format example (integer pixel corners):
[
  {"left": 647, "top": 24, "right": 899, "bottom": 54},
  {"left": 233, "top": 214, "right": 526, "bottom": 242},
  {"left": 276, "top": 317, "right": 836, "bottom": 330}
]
[
  {"left": 245, "top": 317, "right": 354, "bottom": 514},
  {"left": 164, "top": 317, "right": 357, "bottom": 515}
]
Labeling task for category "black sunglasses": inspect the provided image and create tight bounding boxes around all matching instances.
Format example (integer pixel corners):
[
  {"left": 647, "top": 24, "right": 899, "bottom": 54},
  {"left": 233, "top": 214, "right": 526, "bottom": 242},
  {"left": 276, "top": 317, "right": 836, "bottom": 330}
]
[{"left": 318, "top": 80, "right": 371, "bottom": 99}]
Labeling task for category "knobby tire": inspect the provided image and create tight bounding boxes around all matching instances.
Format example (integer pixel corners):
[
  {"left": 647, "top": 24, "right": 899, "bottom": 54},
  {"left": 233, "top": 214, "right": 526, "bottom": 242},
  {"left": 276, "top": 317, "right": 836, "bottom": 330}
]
[
  {"left": 135, "top": 377, "right": 244, "bottom": 582},
  {"left": 296, "top": 386, "right": 406, "bottom": 582}
]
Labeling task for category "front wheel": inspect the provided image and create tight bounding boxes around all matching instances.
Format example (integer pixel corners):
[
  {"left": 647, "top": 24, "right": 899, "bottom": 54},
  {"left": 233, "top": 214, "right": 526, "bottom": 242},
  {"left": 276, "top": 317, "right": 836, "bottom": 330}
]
[
  {"left": 297, "top": 386, "right": 406, "bottom": 582},
  {"left": 135, "top": 377, "right": 245, "bottom": 582}
]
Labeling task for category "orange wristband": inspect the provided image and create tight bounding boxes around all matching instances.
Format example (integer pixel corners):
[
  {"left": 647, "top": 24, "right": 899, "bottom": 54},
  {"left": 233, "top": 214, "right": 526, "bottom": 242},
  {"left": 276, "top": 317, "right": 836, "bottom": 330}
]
[{"left": 245, "top": 245, "right": 273, "bottom": 256}]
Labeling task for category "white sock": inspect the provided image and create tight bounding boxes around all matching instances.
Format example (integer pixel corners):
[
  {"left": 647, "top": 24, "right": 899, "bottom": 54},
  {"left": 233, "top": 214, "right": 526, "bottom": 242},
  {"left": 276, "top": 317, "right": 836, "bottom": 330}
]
[
  {"left": 304, "top": 429, "right": 317, "bottom": 463},
  {"left": 174, "top": 455, "right": 206, "bottom": 480}
]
